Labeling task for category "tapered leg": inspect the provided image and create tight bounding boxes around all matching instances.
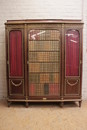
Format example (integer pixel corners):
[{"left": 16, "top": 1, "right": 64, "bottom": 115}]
[
  {"left": 79, "top": 101, "right": 82, "bottom": 107},
  {"left": 8, "top": 101, "right": 11, "bottom": 107},
  {"left": 25, "top": 102, "right": 28, "bottom": 108},
  {"left": 60, "top": 102, "right": 64, "bottom": 108}
]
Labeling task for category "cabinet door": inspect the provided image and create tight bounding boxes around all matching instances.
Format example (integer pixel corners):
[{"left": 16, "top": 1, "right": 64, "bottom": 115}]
[
  {"left": 66, "top": 30, "right": 79, "bottom": 76},
  {"left": 7, "top": 29, "right": 24, "bottom": 98},
  {"left": 27, "top": 25, "right": 61, "bottom": 100},
  {"left": 9, "top": 30, "right": 23, "bottom": 78},
  {"left": 64, "top": 28, "right": 82, "bottom": 97}
]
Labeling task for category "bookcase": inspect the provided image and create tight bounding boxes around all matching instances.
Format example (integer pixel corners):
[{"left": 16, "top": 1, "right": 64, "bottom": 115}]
[{"left": 5, "top": 20, "right": 83, "bottom": 107}]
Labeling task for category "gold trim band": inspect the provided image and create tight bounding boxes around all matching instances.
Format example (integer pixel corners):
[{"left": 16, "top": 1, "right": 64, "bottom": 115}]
[
  {"left": 11, "top": 80, "right": 22, "bottom": 87},
  {"left": 66, "top": 80, "right": 78, "bottom": 86}
]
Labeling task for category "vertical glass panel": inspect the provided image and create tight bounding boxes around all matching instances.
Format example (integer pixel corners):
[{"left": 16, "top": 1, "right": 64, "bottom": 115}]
[
  {"left": 9, "top": 30, "right": 23, "bottom": 77},
  {"left": 66, "top": 30, "right": 79, "bottom": 76}
]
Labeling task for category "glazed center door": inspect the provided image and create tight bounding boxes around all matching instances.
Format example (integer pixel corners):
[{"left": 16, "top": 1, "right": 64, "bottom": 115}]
[{"left": 28, "top": 28, "right": 61, "bottom": 99}]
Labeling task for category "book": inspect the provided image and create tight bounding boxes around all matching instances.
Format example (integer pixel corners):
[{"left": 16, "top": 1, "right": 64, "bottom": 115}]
[
  {"left": 44, "top": 83, "right": 49, "bottom": 95},
  {"left": 29, "top": 84, "right": 35, "bottom": 96}
]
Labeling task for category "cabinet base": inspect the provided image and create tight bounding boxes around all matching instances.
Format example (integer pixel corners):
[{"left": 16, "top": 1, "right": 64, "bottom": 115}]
[{"left": 7, "top": 99, "right": 82, "bottom": 107}]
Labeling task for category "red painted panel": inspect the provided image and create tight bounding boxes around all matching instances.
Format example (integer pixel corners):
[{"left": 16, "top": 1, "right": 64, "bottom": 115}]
[
  {"left": 66, "top": 30, "right": 79, "bottom": 76},
  {"left": 9, "top": 30, "right": 23, "bottom": 77}
]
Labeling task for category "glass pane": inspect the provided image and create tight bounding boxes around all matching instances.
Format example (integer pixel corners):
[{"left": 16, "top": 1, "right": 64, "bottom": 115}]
[
  {"left": 29, "top": 30, "right": 60, "bottom": 41},
  {"left": 28, "top": 29, "right": 60, "bottom": 96},
  {"left": 66, "top": 30, "right": 79, "bottom": 76},
  {"left": 9, "top": 30, "right": 23, "bottom": 77}
]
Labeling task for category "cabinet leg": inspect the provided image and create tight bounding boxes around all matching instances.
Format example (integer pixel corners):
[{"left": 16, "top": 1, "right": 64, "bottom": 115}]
[
  {"left": 8, "top": 101, "right": 11, "bottom": 107},
  {"left": 79, "top": 101, "right": 82, "bottom": 107},
  {"left": 25, "top": 102, "right": 28, "bottom": 108},
  {"left": 60, "top": 102, "right": 64, "bottom": 108}
]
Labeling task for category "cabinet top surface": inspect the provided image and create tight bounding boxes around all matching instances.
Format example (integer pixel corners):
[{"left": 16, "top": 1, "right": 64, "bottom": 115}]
[{"left": 5, "top": 19, "right": 84, "bottom": 25}]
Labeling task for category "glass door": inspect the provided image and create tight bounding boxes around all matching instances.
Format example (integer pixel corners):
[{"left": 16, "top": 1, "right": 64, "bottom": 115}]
[
  {"left": 65, "top": 29, "right": 80, "bottom": 96},
  {"left": 28, "top": 29, "right": 61, "bottom": 98},
  {"left": 8, "top": 29, "right": 24, "bottom": 97}
]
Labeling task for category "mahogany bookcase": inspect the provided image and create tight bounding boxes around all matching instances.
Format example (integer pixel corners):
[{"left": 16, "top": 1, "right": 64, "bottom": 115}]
[{"left": 5, "top": 19, "right": 83, "bottom": 107}]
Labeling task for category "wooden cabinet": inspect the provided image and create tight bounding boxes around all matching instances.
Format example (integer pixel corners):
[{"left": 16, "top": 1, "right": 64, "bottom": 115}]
[{"left": 5, "top": 20, "right": 83, "bottom": 107}]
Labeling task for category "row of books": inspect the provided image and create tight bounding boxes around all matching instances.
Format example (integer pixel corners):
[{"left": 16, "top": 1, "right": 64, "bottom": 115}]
[
  {"left": 29, "top": 52, "right": 59, "bottom": 62},
  {"left": 29, "top": 73, "right": 60, "bottom": 84},
  {"left": 29, "top": 83, "right": 60, "bottom": 96},
  {"left": 29, "top": 41, "right": 60, "bottom": 51},
  {"left": 28, "top": 30, "right": 60, "bottom": 41},
  {"left": 29, "top": 63, "right": 59, "bottom": 72}
]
